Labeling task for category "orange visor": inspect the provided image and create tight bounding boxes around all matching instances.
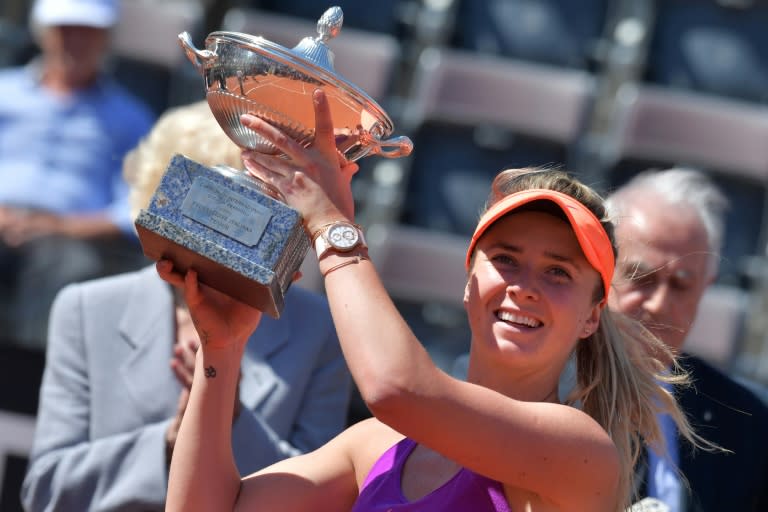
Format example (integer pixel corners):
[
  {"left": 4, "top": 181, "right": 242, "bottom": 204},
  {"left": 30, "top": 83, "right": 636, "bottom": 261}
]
[{"left": 465, "top": 189, "right": 615, "bottom": 302}]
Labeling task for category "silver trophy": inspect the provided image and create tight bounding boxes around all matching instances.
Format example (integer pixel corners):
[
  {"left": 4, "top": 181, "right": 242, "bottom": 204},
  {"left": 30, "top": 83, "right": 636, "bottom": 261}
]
[{"left": 134, "top": 6, "right": 412, "bottom": 318}]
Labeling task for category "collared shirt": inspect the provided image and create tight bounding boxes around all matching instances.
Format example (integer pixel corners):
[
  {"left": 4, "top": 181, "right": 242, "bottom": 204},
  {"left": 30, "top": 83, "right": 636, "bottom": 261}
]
[
  {"left": 647, "top": 380, "right": 682, "bottom": 512},
  {"left": 0, "top": 63, "right": 155, "bottom": 235}
]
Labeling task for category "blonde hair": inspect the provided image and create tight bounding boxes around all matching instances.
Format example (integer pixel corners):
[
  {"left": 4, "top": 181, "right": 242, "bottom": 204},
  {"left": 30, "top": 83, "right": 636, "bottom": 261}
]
[
  {"left": 123, "top": 100, "right": 243, "bottom": 221},
  {"left": 478, "top": 167, "right": 705, "bottom": 510}
]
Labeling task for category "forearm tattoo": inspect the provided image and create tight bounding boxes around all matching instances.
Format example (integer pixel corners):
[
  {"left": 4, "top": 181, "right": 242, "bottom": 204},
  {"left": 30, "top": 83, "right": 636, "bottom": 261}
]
[{"left": 204, "top": 366, "right": 217, "bottom": 378}]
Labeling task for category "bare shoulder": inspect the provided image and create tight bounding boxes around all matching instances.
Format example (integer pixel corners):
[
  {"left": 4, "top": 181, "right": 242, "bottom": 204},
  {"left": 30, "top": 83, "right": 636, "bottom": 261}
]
[
  {"left": 236, "top": 419, "right": 404, "bottom": 511},
  {"left": 341, "top": 417, "right": 404, "bottom": 487}
]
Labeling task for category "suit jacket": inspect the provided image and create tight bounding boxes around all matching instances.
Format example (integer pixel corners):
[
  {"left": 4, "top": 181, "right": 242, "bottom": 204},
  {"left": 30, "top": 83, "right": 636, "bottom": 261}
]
[
  {"left": 21, "top": 265, "right": 351, "bottom": 511},
  {"left": 638, "top": 354, "right": 768, "bottom": 512}
]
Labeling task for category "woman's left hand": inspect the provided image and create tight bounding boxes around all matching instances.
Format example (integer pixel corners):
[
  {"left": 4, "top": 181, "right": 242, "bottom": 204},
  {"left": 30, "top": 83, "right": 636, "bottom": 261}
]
[
  {"left": 239, "top": 89, "right": 359, "bottom": 233},
  {"left": 156, "top": 260, "right": 262, "bottom": 350}
]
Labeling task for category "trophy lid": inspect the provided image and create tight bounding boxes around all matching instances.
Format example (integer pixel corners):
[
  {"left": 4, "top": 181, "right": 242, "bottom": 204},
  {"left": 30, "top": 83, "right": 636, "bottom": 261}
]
[
  {"left": 290, "top": 6, "right": 343, "bottom": 73},
  {"left": 205, "top": 6, "right": 381, "bottom": 118}
]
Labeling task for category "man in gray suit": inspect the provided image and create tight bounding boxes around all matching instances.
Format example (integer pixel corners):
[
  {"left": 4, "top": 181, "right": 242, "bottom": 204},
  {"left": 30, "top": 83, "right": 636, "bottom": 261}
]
[{"left": 21, "top": 101, "right": 352, "bottom": 511}]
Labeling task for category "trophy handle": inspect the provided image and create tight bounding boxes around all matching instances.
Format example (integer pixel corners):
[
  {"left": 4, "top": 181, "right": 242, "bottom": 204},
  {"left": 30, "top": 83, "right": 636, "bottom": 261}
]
[
  {"left": 370, "top": 135, "right": 414, "bottom": 159},
  {"left": 179, "top": 31, "right": 216, "bottom": 74}
]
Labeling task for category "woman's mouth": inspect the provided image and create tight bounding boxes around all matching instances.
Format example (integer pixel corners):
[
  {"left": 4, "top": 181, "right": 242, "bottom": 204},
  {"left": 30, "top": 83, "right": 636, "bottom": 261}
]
[{"left": 496, "top": 310, "right": 542, "bottom": 328}]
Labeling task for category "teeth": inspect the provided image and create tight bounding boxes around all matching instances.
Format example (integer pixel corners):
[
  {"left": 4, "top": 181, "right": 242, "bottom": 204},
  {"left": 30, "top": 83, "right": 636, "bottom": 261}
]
[{"left": 497, "top": 311, "right": 541, "bottom": 327}]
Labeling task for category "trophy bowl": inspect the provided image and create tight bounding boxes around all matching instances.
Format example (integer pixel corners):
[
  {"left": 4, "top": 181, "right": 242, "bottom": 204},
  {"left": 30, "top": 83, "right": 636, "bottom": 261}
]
[{"left": 179, "top": 6, "right": 413, "bottom": 162}]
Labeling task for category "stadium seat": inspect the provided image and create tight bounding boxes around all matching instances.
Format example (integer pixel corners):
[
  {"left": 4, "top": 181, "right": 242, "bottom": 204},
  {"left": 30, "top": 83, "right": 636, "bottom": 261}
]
[
  {"left": 450, "top": 0, "right": 611, "bottom": 70},
  {"left": 110, "top": 0, "right": 206, "bottom": 114},
  {"left": 645, "top": 0, "right": 768, "bottom": 103}
]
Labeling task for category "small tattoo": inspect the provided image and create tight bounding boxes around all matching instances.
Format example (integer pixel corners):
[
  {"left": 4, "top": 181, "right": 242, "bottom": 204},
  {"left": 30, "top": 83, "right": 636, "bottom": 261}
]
[
  {"left": 204, "top": 366, "right": 217, "bottom": 378},
  {"left": 200, "top": 331, "right": 210, "bottom": 346}
]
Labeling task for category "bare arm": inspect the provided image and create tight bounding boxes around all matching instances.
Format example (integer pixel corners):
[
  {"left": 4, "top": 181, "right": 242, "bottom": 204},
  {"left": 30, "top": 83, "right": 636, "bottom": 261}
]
[
  {"left": 159, "top": 262, "right": 259, "bottom": 511},
  {"left": 233, "top": 418, "right": 392, "bottom": 512},
  {"left": 164, "top": 321, "right": 247, "bottom": 509},
  {"left": 159, "top": 263, "right": 364, "bottom": 512}
]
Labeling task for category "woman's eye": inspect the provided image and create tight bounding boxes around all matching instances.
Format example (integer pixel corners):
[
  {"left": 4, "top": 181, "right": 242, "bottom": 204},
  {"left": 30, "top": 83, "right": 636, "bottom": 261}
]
[
  {"left": 547, "top": 267, "right": 572, "bottom": 279},
  {"left": 491, "top": 254, "right": 515, "bottom": 265}
]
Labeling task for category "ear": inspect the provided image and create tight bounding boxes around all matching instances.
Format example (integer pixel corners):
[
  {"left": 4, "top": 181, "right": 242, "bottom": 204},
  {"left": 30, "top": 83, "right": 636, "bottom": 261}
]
[
  {"left": 463, "top": 278, "right": 471, "bottom": 307},
  {"left": 580, "top": 302, "right": 603, "bottom": 339}
]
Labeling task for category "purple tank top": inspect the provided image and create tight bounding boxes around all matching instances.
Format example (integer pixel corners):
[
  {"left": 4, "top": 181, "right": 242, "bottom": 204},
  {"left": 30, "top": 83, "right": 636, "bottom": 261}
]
[{"left": 351, "top": 438, "right": 512, "bottom": 512}]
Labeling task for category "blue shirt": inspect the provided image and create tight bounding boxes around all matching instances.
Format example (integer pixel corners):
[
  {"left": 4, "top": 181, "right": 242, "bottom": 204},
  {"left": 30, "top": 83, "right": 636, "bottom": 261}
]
[
  {"left": 647, "top": 380, "right": 682, "bottom": 512},
  {"left": 0, "top": 63, "right": 155, "bottom": 236}
]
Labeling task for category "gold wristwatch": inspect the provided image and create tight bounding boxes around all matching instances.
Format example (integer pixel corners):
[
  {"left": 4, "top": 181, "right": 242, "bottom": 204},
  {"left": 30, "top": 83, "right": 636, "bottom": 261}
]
[{"left": 313, "top": 221, "right": 367, "bottom": 258}]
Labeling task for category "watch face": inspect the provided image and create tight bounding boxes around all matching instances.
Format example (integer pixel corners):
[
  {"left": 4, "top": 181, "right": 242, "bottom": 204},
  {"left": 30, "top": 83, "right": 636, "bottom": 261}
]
[{"left": 327, "top": 223, "right": 359, "bottom": 251}]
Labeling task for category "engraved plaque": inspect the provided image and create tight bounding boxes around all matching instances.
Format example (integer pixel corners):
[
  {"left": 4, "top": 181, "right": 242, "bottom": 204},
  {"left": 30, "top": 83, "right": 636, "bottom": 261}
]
[
  {"left": 135, "top": 155, "right": 308, "bottom": 318},
  {"left": 181, "top": 177, "right": 272, "bottom": 247}
]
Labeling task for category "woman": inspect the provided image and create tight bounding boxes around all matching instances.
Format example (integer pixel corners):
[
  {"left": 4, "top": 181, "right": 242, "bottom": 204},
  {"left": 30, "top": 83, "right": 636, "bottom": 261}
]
[{"left": 161, "top": 90, "right": 699, "bottom": 511}]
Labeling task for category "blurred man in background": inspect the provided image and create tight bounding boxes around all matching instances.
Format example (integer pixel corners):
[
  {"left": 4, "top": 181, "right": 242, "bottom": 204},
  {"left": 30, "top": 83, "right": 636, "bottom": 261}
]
[
  {"left": 0, "top": 0, "right": 154, "bottom": 348},
  {"left": 607, "top": 167, "right": 768, "bottom": 512}
]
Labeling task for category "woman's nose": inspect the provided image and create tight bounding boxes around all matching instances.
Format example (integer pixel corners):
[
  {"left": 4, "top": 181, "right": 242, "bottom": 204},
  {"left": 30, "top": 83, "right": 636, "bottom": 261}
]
[{"left": 506, "top": 269, "right": 539, "bottom": 301}]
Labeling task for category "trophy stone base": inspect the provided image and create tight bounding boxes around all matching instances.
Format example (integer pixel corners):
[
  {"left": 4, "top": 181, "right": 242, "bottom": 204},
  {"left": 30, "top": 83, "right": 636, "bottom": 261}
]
[{"left": 135, "top": 154, "right": 309, "bottom": 318}]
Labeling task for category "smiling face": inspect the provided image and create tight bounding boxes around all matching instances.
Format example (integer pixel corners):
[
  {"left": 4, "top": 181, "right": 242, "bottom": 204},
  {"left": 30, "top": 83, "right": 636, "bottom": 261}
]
[{"left": 463, "top": 209, "right": 603, "bottom": 386}]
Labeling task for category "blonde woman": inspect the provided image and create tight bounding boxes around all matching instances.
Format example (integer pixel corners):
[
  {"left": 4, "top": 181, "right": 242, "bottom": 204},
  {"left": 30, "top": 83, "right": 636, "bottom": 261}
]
[{"left": 161, "top": 91, "right": 702, "bottom": 511}]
